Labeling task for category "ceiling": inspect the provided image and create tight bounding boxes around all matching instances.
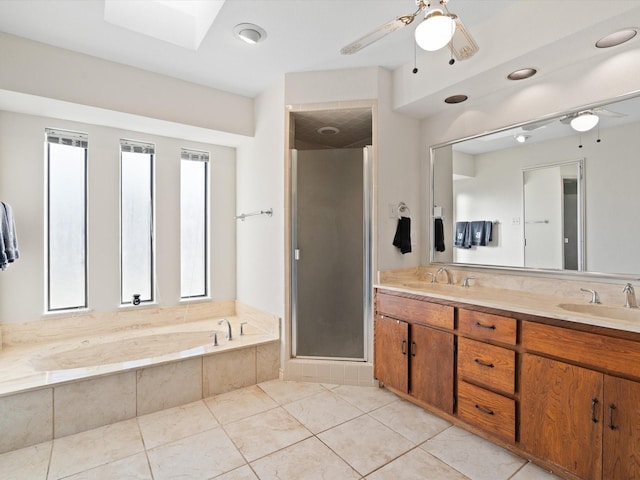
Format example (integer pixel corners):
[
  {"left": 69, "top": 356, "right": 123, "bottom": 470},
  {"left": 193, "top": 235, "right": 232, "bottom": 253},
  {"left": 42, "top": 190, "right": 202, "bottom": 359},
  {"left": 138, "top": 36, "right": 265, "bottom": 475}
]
[{"left": 0, "top": 0, "right": 639, "bottom": 122}]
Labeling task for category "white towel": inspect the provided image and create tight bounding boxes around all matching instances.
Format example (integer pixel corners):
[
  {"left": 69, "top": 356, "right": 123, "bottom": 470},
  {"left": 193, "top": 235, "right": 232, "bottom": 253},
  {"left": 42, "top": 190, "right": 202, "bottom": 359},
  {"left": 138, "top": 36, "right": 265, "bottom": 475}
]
[{"left": 1, "top": 202, "right": 19, "bottom": 270}]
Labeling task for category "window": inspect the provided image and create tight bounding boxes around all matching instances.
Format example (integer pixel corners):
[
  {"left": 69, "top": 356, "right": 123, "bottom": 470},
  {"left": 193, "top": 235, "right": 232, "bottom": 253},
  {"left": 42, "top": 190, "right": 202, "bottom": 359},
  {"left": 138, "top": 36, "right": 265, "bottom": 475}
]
[
  {"left": 120, "top": 140, "right": 154, "bottom": 305},
  {"left": 45, "top": 129, "right": 88, "bottom": 311},
  {"left": 180, "top": 148, "right": 209, "bottom": 298}
]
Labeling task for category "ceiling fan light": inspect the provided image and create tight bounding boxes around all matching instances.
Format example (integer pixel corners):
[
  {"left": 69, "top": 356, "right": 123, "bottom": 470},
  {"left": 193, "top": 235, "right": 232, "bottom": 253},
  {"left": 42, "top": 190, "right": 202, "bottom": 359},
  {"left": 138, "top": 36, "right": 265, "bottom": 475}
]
[
  {"left": 415, "top": 8, "right": 456, "bottom": 51},
  {"left": 571, "top": 112, "right": 599, "bottom": 132}
]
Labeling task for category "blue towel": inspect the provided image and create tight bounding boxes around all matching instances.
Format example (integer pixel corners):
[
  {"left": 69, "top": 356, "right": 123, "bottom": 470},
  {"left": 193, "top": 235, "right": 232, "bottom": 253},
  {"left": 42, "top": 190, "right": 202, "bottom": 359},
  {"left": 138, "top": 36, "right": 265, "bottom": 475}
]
[
  {"left": 470, "top": 220, "right": 493, "bottom": 246},
  {"left": 1, "top": 202, "right": 19, "bottom": 270},
  {"left": 454, "top": 221, "right": 471, "bottom": 249}
]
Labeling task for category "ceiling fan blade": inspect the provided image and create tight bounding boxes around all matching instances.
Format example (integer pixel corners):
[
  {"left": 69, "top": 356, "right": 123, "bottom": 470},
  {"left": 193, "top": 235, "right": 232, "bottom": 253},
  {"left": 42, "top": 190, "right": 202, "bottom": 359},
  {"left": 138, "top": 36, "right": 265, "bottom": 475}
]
[
  {"left": 595, "top": 107, "right": 626, "bottom": 118},
  {"left": 340, "top": 10, "right": 422, "bottom": 55},
  {"left": 448, "top": 15, "right": 479, "bottom": 61}
]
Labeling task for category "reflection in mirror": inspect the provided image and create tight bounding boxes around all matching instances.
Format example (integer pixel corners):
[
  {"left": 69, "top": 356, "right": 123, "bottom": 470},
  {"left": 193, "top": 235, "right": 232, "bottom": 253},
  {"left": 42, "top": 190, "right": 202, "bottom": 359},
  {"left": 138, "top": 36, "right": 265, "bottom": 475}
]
[
  {"left": 523, "top": 161, "right": 583, "bottom": 270},
  {"left": 431, "top": 93, "right": 640, "bottom": 277}
]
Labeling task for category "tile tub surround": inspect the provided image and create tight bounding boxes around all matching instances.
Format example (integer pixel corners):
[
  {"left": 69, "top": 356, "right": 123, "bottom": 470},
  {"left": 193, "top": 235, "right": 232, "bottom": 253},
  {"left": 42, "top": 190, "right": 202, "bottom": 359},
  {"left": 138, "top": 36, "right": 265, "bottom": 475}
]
[
  {"left": 378, "top": 267, "right": 640, "bottom": 334},
  {"left": 0, "top": 301, "right": 280, "bottom": 454}
]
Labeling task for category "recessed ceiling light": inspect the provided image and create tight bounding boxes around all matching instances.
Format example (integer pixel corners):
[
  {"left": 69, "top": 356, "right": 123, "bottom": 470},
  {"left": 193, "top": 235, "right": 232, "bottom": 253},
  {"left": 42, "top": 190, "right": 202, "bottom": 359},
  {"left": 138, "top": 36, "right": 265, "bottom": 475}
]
[
  {"left": 507, "top": 68, "right": 537, "bottom": 81},
  {"left": 444, "top": 95, "right": 468, "bottom": 104},
  {"left": 317, "top": 126, "right": 340, "bottom": 135},
  {"left": 233, "top": 23, "right": 267, "bottom": 44},
  {"left": 515, "top": 134, "right": 530, "bottom": 143},
  {"left": 596, "top": 28, "right": 637, "bottom": 48}
]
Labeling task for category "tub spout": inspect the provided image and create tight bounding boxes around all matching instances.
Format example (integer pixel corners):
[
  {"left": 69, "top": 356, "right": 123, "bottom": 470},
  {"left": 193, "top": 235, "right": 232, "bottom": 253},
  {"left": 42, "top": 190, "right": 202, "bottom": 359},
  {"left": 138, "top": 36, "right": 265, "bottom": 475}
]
[{"left": 218, "top": 318, "right": 233, "bottom": 340}]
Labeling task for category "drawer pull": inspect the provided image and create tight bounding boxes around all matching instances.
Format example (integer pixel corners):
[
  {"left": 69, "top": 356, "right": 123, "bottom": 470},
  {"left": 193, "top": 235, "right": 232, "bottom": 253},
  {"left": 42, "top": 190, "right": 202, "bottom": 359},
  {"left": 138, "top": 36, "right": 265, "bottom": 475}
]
[
  {"left": 475, "top": 404, "right": 495, "bottom": 416},
  {"left": 591, "top": 397, "right": 599, "bottom": 423},
  {"left": 609, "top": 404, "right": 617, "bottom": 430},
  {"left": 475, "top": 322, "right": 496, "bottom": 330},
  {"left": 474, "top": 358, "right": 495, "bottom": 368}
]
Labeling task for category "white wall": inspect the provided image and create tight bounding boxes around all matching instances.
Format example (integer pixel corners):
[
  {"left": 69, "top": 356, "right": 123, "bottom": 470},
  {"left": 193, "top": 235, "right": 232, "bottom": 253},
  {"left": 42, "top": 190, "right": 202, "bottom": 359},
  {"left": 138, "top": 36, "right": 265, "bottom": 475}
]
[
  {"left": 0, "top": 110, "right": 236, "bottom": 323},
  {"left": 236, "top": 79, "right": 285, "bottom": 318},
  {"left": 0, "top": 33, "right": 254, "bottom": 139}
]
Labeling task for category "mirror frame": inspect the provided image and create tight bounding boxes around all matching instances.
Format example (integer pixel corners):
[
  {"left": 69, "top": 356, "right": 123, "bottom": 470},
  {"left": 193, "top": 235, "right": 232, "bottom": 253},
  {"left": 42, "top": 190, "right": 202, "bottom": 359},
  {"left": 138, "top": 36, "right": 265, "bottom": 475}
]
[{"left": 429, "top": 91, "right": 640, "bottom": 281}]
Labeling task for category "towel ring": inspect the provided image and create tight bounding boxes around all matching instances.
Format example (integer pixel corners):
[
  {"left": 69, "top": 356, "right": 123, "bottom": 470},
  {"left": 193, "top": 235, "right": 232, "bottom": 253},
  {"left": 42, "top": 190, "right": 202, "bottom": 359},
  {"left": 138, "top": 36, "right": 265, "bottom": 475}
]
[{"left": 398, "top": 202, "right": 411, "bottom": 219}]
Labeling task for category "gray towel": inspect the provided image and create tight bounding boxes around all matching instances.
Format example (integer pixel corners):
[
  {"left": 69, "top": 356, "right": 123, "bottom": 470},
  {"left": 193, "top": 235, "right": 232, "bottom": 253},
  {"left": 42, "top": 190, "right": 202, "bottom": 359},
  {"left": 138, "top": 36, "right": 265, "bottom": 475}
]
[
  {"left": 454, "top": 221, "right": 471, "bottom": 249},
  {"left": 1, "top": 202, "right": 19, "bottom": 270}
]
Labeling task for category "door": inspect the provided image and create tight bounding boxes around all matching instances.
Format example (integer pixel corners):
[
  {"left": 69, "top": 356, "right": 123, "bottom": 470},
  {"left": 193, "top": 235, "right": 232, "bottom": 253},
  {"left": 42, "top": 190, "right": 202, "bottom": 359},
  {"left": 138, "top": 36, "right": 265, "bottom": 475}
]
[
  {"left": 292, "top": 147, "right": 372, "bottom": 360},
  {"left": 373, "top": 315, "right": 408, "bottom": 393},
  {"left": 520, "top": 354, "right": 603, "bottom": 480},
  {"left": 603, "top": 375, "right": 640, "bottom": 479},
  {"left": 410, "top": 324, "right": 454, "bottom": 413}
]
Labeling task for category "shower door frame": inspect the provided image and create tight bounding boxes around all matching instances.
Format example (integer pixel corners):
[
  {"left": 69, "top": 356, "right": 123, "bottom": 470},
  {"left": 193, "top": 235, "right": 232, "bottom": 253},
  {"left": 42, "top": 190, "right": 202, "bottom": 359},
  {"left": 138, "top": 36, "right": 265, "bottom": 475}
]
[{"left": 290, "top": 145, "right": 373, "bottom": 361}]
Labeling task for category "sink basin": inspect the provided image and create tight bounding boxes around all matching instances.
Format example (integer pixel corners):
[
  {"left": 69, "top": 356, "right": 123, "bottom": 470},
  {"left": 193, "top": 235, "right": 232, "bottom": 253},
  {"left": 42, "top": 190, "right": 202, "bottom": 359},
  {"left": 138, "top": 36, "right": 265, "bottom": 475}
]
[{"left": 558, "top": 303, "right": 640, "bottom": 323}]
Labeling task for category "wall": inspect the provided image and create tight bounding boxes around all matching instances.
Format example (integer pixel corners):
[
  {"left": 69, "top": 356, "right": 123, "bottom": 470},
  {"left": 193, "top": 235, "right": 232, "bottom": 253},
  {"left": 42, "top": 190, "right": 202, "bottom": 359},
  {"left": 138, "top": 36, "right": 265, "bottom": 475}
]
[
  {"left": 0, "top": 33, "right": 253, "bottom": 139},
  {"left": 0, "top": 110, "right": 236, "bottom": 323}
]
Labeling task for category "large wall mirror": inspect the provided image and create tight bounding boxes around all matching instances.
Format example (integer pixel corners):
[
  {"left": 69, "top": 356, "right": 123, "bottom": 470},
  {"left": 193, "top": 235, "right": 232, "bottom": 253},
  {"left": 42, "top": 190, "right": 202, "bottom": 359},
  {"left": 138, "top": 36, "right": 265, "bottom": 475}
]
[{"left": 431, "top": 93, "right": 640, "bottom": 278}]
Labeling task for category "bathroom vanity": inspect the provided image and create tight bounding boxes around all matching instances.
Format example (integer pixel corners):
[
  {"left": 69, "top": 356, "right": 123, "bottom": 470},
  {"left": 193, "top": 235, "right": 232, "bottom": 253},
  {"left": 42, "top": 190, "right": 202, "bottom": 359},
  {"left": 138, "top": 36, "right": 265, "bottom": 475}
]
[{"left": 374, "top": 278, "right": 640, "bottom": 480}]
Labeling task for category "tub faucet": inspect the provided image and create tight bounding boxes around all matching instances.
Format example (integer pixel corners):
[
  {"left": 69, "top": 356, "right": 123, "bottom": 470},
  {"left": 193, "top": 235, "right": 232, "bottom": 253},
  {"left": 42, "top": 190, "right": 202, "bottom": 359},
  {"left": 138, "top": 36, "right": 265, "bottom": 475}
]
[
  {"left": 623, "top": 283, "right": 638, "bottom": 309},
  {"left": 218, "top": 318, "right": 233, "bottom": 340},
  {"left": 436, "top": 267, "right": 453, "bottom": 285}
]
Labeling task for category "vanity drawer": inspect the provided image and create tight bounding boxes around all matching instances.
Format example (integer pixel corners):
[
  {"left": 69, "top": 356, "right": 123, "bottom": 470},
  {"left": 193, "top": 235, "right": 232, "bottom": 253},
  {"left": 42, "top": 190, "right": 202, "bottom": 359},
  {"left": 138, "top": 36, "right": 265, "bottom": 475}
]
[
  {"left": 457, "top": 380, "right": 516, "bottom": 443},
  {"left": 376, "top": 292, "right": 454, "bottom": 329},
  {"left": 458, "top": 337, "right": 515, "bottom": 394},
  {"left": 458, "top": 309, "right": 517, "bottom": 345}
]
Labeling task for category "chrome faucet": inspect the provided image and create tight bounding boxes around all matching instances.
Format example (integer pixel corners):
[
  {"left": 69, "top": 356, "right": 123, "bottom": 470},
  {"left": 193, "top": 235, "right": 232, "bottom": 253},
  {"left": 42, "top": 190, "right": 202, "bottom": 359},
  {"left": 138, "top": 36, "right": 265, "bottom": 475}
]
[
  {"left": 623, "top": 283, "right": 638, "bottom": 309},
  {"left": 436, "top": 267, "right": 453, "bottom": 285},
  {"left": 218, "top": 318, "right": 233, "bottom": 340},
  {"left": 461, "top": 276, "right": 476, "bottom": 287},
  {"left": 580, "top": 288, "right": 601, "bottom": 304}
]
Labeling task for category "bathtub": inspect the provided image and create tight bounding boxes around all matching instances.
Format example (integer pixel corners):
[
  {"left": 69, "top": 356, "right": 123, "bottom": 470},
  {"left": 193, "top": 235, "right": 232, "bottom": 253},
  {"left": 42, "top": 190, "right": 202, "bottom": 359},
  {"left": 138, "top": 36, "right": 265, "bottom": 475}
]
[{"left": 0, "top": 302, "right": 281, "bottom": 454}]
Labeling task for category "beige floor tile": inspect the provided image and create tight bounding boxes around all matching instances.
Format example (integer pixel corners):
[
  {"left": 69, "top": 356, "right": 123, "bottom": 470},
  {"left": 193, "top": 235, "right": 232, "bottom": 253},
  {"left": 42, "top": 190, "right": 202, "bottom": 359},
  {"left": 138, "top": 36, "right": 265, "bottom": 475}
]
[
  {"left": 205, "top": 385, "right": 278, "bottom": 424},
  {"left": 137, "top": 400, "right": 218, "bottom": 449},
  {"left": 421, "top": 426, "right": 527, "bottom": 480},
  {"left": 48, "top": 418, "right": 144, "bottom": 479},
  {"left": 0, "top": 441, "right": 51, "bottom": 480},
  {"left": 213, "top": 465, "right": 258, "bottom": 479},
  {"left": 61, "top": 453, "right": 152, "bottom": 480},
  {"left": 283, "top": 390, "right": 364, "bottom": 434},
  {"left": 258, "top": 379, "right": 328, "bottom": 405},
  {"left": 366, "top": 448, "right": 469, "bottom": 480},
  {"left": 333, "top": 385, "right": 399, "bottom": 412},
  {"left": 147, "top": 428, "right": 245, "bottom": 480},
  {"left": 223, "top": 407, "right": 311, "bottom": 462},
  {"left": 510, "top": 462, "right": 563, "bottom": 479},
  {"left": 369, "top": 399, "right": 451, "bottom": 444},
  {"left": 251, "top": 436, "right": 360, "bottom": 480},
  {"left": 317, "top": 414, "right": 414, "bottom": 476}
]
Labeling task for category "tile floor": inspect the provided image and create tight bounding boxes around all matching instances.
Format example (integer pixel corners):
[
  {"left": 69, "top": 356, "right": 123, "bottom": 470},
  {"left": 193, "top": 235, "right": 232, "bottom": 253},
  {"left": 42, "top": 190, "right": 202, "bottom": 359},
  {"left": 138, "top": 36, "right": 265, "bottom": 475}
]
[{"left": 0, "top": 380, "right": 563, "bottom": 480}]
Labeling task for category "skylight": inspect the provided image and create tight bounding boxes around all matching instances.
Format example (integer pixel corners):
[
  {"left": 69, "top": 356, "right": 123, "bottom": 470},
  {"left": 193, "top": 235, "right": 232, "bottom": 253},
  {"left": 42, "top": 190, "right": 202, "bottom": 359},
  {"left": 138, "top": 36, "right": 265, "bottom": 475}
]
[{"left": 104, "top": 0, "right": 225, "bottom": 50}]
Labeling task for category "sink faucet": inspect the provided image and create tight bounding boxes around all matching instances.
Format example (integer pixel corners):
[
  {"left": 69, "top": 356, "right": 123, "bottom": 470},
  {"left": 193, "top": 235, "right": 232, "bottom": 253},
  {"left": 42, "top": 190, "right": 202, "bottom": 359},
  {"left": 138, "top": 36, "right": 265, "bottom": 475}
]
[
  {"left": 436, "top": 267, "right": 453, "bottom": 285},
  {"left": 580, "top": 288, "right": 601, "bottom": 304},
  {"left": 218, "top": 318, "right": 233, "bottom": 340},
  {"left": 623, "top": 283, "right": 638, "bottom": 309}
]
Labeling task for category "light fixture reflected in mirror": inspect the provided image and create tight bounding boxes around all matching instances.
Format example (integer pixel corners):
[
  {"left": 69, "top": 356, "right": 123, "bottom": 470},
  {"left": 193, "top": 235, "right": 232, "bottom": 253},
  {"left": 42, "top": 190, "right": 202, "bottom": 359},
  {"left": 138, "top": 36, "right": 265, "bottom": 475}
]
[
  {"left": 415, "top": 7, "right": 456, "bottom": 51},
  {"left": 515, "top": 134, "right": 530, "bottom": 143},
  {"left": 570, "top": 111, "right": 600, "bottom": 132}
]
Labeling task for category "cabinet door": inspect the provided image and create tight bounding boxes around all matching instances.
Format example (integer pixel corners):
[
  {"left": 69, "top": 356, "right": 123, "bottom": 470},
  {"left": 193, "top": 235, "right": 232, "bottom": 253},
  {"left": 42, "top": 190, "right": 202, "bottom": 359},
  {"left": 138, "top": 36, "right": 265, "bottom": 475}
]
[
  {"left": 520, "top": 354, "right": 603, "bottom": 480},
  {"left": 410, "top": 324, "right": 454, "bottom": 414},
  {"left": 603, "top": 375, "right": 640, "bottom": 479},
  {"left": 374, "top": 315, "right": 408, "bottom": 393}
]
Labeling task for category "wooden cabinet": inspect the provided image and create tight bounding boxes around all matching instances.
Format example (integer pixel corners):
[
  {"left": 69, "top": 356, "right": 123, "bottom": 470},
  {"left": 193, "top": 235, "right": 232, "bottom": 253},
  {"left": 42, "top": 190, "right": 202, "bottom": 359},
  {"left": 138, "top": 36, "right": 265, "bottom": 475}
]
[
  {"left": 373, "top": 314, "right": 408, "bottom": 394},
  {"left": 520, "top": 354, "right": 603, "bottom": 480},
  {"left": 521, "top": 330, "right": 640, "bottom": 480},
  {"left": 374, "top": 292, "right": 454, "bottom": 414},
  {"left": 410, "top": 323, "right": 454, "bottom": 413}
]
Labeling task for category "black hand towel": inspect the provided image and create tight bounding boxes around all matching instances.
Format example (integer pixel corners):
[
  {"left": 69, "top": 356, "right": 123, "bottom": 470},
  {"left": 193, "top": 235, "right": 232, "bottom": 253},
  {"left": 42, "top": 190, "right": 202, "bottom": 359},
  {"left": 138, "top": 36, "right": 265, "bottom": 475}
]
[
  {"left": 434, "top": 218, "right": 445, "bottom": 252},
  {"left": 393, "top": 216, "right": 412, "bottom": 254}
]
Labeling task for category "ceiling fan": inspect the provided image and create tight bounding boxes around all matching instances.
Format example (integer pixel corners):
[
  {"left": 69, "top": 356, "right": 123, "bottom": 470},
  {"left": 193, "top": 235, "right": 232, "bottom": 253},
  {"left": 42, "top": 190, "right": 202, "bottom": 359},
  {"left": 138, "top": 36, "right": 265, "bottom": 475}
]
[
  {"left": 340, "top": 0, "right": 479, "bottom": 62},
  {"left": 522, "top": 107, "right": 626, "bottom": 133}
]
